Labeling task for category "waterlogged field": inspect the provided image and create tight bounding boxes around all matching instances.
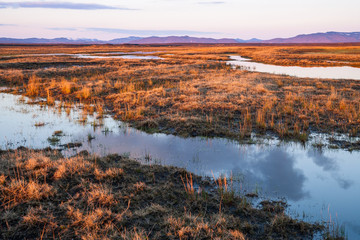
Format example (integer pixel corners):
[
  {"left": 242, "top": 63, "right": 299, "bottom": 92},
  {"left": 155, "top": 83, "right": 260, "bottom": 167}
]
[
  {"left": 1, "top": 44, "right": 360, "bottom": 147},
  {"left": 1, "top": 44, "right": 360, "bottom": 239},
  {"left": 1, "top": 92, "right": 360, "bottom": 239}
]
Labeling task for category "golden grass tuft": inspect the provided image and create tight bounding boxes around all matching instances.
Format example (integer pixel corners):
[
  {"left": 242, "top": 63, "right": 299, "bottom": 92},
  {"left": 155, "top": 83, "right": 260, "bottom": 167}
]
[
  {"left": 1, "top": 179, "right": 54, "bottom": 207},
  {"left": 54, "top": 163, "right": 66, "bottom": 179},
  {"left": 53, "top": 156, "right": 93, "bottom": 179},
  {"left": 94, "top": 167, "right": 124, "bottom": 180},
  {"left": 87, "top": 183, "right": 115, "bottom": 206},
  {"left": 60, "top": 79, "right": 74, "bottom": 94},
  {"left": 0, "top": 174, "right": 6, "bottom": 185},
  {"left": 23, "top": 156, "right": 51, "bottom": 171},
  {"left": 134, "top": 181, "right": 146, "bottom": 192},
  {"left": 26, "top": 75, "right": 41, "bottom": 96},
  {"left": 78, "top": 87, "right": 91, "bottom": 100}
]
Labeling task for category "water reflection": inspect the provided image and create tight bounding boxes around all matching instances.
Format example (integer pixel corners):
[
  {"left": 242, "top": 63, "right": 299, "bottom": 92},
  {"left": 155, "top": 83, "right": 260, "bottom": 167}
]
[
  {"left": 72, "top": 133, "right": 308, "bottom": 201},
  {"left": 97, "top": 51, "right": 160, "bottom": 55},
  {"left": 307, "top": 149, "right": 339, "bottom": 171},
  {"left": 228, "top": 56, "right": 360, "bottom": 80},
  {"left": 14, "top": 53, "right": 163, "bottom": 60},
  {"left": 251, "top": 149, "right": 309, "bottom": 201},
  {"left": 335, "top": 176, "right": 353, "bottom": 190},
  {"left": 1, "top": 92, "right": 360, "bottom": 238},
  {"left": 307, "top": 149, "right": 354, "bottom": 190},
  {"left": 75, "top": 54, "right": 162, "bottom": 60}
]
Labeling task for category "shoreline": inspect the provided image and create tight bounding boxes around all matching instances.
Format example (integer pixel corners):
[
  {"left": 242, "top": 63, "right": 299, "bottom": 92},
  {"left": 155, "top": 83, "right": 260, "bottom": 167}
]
[
  {"left": 0, "top": 147, "right": 323, "bottom": 239},
  {"left": 2, "top": 82, "right": 360, "bottom": 152}
]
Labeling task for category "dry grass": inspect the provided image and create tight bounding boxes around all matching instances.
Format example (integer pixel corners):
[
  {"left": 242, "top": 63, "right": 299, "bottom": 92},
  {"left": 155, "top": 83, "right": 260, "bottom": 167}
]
[
  {"left": 0, "top": 148, "right": 322, "bottom": 239},
  {"left": 1, "top": 44, "right": 359, "bottom": 145}
]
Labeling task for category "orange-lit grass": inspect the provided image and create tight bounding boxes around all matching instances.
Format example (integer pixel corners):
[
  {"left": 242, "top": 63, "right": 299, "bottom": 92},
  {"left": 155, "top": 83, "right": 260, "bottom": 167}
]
[{"left": 1, "top": 44, "right": 360, "bottom": 144}]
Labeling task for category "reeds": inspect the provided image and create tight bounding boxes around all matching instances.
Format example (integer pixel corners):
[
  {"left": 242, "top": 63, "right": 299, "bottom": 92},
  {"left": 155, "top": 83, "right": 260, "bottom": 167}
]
[{"left": 180, "top": 173, "right": 195, "bottom": 196}]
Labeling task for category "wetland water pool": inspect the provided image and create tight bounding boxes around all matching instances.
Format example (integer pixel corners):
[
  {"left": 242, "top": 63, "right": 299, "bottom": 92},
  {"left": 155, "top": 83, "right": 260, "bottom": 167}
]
[
  {"left": 1, "top": 92, "right": 360, "bottom": 238},
  {"left": 228, "top": 56, "right": 360, "bottom": 80},
  {"left": 75, "top": 53, "right": 162, "bottom": 60},
  {"left": 8, "top": 52, "right": 163, "bottom": 60}
]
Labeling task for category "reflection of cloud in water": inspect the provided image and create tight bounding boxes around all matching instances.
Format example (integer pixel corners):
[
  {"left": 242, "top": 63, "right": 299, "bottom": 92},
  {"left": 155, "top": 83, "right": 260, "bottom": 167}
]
[
  {"left": 77, "top": 132, "right": 309, "bottom": 201},
  {"left": 307, "top": 149, "right": 353, "bottom": 190},
  {"left": 216, "top": 148, "right": 309, "bottom": 202},
  {"left": 307, "top": 149, "right": 338, "bottom": 171},
  {"left": 347, "top": 223, "right": 360, "bottom": 236},
  {"left": 252, "top": 149, "right": 309, "bottom": 201},
  {"left": 334, "top": 176, "right": 353, "bottom": 190}
]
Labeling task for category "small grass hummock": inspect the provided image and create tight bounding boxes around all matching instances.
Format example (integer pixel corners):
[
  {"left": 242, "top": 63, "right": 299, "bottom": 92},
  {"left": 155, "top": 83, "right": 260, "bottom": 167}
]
[{"left": 0, "top": 147, "right": 323, "bottom": 239}]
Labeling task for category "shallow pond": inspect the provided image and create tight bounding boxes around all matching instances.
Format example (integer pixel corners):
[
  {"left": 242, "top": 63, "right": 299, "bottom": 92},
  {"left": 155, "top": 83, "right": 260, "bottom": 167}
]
[
  {"left": 228, "top": 56, "right": 360, "bottom": 80},
  {"left": 95, "top": 51, "right": 160, "bottom": 55},
  {"left": 6, "top": 52, "right": 163, "bottom": 60},
  {"left": 1, "top": 92, "right": 360, "bottom": 238},
  {"left": 75, "top": 54, "right": 162, "bottom": 60}
]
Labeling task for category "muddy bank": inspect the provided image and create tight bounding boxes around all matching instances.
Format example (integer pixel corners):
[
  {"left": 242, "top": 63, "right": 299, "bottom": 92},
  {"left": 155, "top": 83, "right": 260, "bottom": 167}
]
[{"left": 0, "top": 147, "right": 323, "bottom": 239}]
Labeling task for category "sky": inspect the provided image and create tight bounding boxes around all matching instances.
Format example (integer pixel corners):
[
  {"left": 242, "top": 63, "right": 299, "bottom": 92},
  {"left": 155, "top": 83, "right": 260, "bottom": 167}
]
[{"left": 0, "top": 0, "right": 359, "bottom": 40}]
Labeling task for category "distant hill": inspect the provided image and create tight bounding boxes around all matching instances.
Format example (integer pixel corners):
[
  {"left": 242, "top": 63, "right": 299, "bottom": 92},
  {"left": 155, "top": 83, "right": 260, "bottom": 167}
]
[
  {"left": 107, "top": 37, "right": 143, "bottom": 44},
  {"left": 128, "top": 36, "right": 238, "bottom": 44},
  {"left": 1, "top": 32, "right": 360, "bottom": 44},
  {"left": 235, "top": 38, "right": 262, "bottom": 43},
  {"left": 264, "top": 32, "right": 360, "bottom": 43},
  {"left": 0, "top": 37, "right": 105, "bottom": 44},
  {"left": 0, "top": 36, "right": 237, "bottom": 44}
]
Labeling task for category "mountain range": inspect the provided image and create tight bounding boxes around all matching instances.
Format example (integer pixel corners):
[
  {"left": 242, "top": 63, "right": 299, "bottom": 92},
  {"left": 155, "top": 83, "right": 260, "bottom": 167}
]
[
  {"left": 128, "top": 36, "right": 238, "bottom": 44},
  {"left": 1, "top": 32, "right": 360, "bottom": 44},
  {"left": 263, "top": 31, "right": 360, "bottom": 43}
]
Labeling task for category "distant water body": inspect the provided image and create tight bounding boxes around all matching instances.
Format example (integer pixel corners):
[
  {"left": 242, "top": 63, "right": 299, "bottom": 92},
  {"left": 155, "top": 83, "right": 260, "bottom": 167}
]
[{"left": 228, "top": 56, "right": 360, "bottom": 80}]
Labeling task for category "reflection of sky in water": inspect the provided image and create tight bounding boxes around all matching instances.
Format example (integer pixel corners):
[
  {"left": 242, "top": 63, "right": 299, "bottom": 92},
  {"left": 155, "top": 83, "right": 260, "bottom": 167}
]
[
  {"left": 1, "top": 92, "right": 360, "bottom": 238},
  {"left": 15, "top": 53, "right": 162, "bottom": 60},
  {"left": 75, "top": 54, "right": 162, "bottom": 60},
  {"left": 228, "top": 56, "right": 360, "bottom": 80}
]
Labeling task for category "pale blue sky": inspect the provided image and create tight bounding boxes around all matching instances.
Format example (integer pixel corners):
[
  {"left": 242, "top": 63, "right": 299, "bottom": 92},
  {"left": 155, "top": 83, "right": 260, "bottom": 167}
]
[{"left": 0, "top": 0, "right": 359, "bottom": 40}]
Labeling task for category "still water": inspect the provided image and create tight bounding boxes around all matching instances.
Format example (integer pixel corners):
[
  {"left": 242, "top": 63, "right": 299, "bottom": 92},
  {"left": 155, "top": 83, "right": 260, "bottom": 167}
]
[
  {"left": 228, "top": 56, "right": 360, "bottom": 80},
  {"left": 1, "top": 92, "right": 360, "bottom": 238},
  {"left": 9, "top": 52, "right": 163, "bottom": 60},
  {"left": 75, "top": 54, "right": 162, "bottom": 60}
]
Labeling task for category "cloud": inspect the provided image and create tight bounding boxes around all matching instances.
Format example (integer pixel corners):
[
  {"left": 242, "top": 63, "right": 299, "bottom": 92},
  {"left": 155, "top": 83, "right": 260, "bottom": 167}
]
[
  {"left": 0, "top": 24, "right": 17, "bottom": 26},
  {"left": 198, "top": 1, "right": 225, "bottom": 4},
  {"left": 87, "top": 27, "right": 218, "bottom": 36},
  {"left": 0, "top": 2, "right": 136, "bottom": 10},
  {"left": 47, "top": 27, "right": 78, "bottom": 31}
]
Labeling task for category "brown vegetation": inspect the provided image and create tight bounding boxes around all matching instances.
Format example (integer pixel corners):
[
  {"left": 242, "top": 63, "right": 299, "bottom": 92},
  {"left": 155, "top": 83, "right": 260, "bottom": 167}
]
[
  {"left": 0, "top": 147, "right": 322, "bottom": 239},
  {"left": 0, "top": 44, "right": 360, "bottom": 145}
]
